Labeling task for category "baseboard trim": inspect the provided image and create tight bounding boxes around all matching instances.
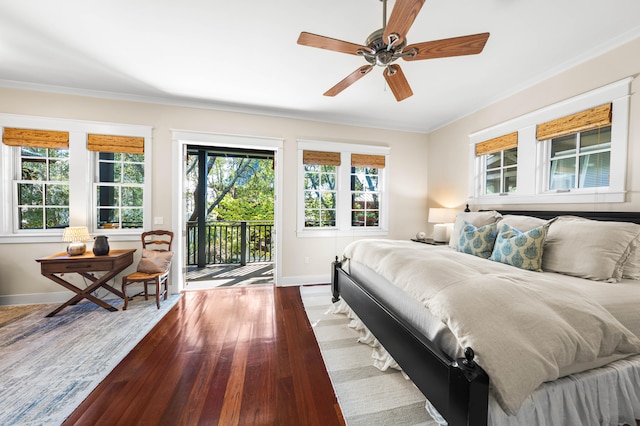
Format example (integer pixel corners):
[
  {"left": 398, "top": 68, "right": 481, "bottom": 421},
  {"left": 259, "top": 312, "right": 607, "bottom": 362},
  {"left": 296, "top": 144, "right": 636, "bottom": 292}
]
[
  {"left": 278, "top": 274, "right": 330, "bottom": 287},
  {"left": 0, "top": 291, "right": 75, "bottom": 306}
]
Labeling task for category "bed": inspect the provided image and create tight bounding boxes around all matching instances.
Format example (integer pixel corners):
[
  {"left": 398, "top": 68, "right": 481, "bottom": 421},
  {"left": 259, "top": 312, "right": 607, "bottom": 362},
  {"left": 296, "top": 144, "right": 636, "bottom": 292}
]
[{"left": 331, "top": 210, "right": 640, "bottom": 426}]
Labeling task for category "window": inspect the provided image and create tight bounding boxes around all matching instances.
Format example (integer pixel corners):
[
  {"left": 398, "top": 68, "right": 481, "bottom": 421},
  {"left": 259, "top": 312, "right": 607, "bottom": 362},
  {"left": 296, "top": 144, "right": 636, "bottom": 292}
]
[
  {"left": 298, "top": 140, "right": 389, "bottom": 237},
  {"left": 0, "top": 116, "right": 152, "bottom": 243},
  {"left": 303, "top": 163, "right": 337, "bottom": 228},
  {"left": 548, "top": 126, "right": 611, "bottom": 191},
  {"left": 474, "top": 131, "right": 518, "bottom": 196},
  {"left": 350, "top": 154, "right": 385, "bottom": 228},
  {"left": 483, "top": 148, "right": 517, "bottom": 195},
  {"left": 469, "top": 78, "right": 631, "bottom": 205},
  {"left": 95, "top": 152, "right": 145, "bottom": 229},
  {"left": 18, "top": 145, "right": 70, "bottom": 229},
  {"left": 89, "top": 134, "right": 146, "bottom": 230}
]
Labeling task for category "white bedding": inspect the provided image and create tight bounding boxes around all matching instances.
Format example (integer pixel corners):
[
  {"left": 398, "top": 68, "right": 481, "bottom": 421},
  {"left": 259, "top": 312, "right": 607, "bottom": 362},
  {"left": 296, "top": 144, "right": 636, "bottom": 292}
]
[{"left": 342, "top": 239, "right": 640, "bottom": 416}]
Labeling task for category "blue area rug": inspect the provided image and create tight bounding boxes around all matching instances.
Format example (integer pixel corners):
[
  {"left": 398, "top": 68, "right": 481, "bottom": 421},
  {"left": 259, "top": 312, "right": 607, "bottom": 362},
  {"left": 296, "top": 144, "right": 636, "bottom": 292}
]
[{"left": 0, "top": 294, "right": 181, "bottom": 425}]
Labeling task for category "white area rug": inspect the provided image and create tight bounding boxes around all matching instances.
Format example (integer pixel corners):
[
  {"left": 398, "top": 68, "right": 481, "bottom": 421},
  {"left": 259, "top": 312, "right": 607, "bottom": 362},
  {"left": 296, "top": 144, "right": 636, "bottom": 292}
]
[
  {"left": 300, "top": 284, "right": 439, "bottom": 426},
  {"left": 0, "top": 294, "right": 181, "bottom": 425}
]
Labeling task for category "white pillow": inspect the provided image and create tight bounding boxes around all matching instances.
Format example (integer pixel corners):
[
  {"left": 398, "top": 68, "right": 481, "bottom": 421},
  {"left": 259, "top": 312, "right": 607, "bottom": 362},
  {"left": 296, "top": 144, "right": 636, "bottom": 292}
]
[
  {"left": 496, "top": 214, "right": 551, "bottom": 232},
  {"left": 449, "top": 210, "right": 502, "bottom": 249},
  {"left": 542, "top": 216, "right": 640, "bottom": 282},
  {"left": 622, "top": 238, "right": 640, "bottom": 279}
]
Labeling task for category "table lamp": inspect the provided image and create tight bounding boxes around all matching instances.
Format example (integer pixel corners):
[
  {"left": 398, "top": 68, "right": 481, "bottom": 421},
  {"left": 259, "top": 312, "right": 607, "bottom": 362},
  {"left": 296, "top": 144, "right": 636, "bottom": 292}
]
[
  {"left": 62, "top": 226, "right": 91, "bottom": 255},
  {"left": 428, "top": 208, "right": 456, "bottom": 242}
]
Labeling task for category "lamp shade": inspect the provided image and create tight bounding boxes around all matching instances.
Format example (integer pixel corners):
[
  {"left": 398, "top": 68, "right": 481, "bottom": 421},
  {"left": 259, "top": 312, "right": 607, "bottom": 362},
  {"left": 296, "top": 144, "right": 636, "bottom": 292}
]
[
  {"left": 62, "top": 227, "right": 91, "bottom": 256},
  {"left": 428, "top": 208, "right": 456, "bottom": 224},
  {"left": 62, "top": 227, "right": 91, "bottom": 242}
]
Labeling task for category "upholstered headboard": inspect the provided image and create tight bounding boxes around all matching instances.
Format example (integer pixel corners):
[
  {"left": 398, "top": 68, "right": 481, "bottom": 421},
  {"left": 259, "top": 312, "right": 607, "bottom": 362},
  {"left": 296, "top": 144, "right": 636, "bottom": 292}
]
[{"left": 494, "top": 210, "right": 640, "bottom": 224}]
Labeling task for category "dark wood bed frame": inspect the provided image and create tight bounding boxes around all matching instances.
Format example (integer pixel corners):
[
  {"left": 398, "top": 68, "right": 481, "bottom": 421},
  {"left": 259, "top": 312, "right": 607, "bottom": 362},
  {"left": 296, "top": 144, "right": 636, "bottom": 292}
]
[{"left": 331, "top": 210, "right": 640, "bottom": 426}]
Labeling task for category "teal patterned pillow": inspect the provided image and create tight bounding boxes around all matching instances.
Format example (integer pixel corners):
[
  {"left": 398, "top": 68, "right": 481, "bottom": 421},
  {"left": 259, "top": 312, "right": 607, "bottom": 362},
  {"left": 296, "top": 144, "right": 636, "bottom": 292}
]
[
  {"left": 489, "top": 223, "right": 547, "bottom": 271},
  {"left": 456, "top": 222, "right": 498, "bottom": 258}
]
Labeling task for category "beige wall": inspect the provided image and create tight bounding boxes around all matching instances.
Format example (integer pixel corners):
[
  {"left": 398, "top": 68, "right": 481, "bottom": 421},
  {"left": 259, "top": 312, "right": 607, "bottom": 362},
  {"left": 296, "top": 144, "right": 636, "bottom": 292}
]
[
  {"left": 0, "top": 89, "right": 429, "bottom": 303},
  {"left": 428, "top": 36, "right": 640, "bottom": 213}
]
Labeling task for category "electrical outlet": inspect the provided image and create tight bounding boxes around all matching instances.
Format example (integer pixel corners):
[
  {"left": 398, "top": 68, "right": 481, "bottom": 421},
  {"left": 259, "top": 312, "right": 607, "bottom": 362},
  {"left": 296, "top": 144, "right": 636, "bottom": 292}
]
[
  {"left": 304, "top": 256, "right": 310, "bottom": 264},
  {"left": 154, "top": 217, "right": 163, "bottom": 225}
]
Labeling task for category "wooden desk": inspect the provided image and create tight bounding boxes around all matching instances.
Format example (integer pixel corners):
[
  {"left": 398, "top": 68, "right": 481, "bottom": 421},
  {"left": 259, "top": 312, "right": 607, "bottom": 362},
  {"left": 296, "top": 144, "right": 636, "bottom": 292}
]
[{"left": 36, "top": 249, "right": 136, "bottom": 317}]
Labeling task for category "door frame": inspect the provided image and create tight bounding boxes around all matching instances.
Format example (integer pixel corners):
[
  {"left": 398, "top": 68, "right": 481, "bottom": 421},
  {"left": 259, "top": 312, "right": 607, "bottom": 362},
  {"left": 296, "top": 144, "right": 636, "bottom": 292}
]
[{"left": 171, "top": 130, "right": 283, "bottom": 292}]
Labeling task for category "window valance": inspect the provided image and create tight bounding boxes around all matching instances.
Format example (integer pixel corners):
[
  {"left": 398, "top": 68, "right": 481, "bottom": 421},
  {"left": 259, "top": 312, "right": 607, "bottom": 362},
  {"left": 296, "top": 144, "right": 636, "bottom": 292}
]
[
  {"left": 87, "top": 134, "right": 144, "bottom": 154},
  {"left": 351, "top": 153, "right": 386, "bottom": 168},
  {"left": 302, "top": 150, "right": 341, "bottom": 166},
  {"left": 536, "top": 103, "right": 612, "bottom": 141},
  {"left": 2, "top": 128, "right": 69, "bottom": 149},
  {"left": 475, "top": 132, "right": 518, "bottom": 156}
]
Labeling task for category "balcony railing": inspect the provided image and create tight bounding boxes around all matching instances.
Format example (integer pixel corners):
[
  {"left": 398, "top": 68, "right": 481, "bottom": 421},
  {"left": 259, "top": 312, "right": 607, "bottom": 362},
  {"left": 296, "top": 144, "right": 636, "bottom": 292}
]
[{"left": 186, "top": 220, "right": 273, "bottom": 266}]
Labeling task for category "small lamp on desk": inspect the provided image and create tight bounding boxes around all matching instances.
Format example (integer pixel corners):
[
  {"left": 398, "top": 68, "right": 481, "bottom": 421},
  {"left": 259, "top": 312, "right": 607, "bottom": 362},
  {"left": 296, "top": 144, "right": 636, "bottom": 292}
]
[
  {"left": 428, "top": 208, "right": 456, "bottom": 243},
  {"left": 62, "top": 226, "right": 91, "bottom": 256}
]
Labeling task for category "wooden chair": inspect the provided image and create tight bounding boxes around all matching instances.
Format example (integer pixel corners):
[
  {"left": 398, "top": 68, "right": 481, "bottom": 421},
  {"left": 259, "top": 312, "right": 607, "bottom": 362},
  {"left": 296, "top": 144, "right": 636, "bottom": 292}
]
[{"left": 122, "top": 230, "right": 174, "bottom": 310}]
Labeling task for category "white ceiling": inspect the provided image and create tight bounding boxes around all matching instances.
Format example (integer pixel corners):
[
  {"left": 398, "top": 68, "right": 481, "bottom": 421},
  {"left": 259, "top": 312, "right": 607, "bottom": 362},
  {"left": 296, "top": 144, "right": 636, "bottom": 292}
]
[{"left": 1, "top": 0, "right": 639, "bottom": 133}]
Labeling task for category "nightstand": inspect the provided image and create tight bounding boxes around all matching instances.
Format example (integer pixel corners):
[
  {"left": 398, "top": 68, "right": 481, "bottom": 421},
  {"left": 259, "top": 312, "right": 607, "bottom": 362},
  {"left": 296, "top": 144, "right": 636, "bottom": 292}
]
[{"left": 411, "top": 238, "right": 447, "bottom": 245}]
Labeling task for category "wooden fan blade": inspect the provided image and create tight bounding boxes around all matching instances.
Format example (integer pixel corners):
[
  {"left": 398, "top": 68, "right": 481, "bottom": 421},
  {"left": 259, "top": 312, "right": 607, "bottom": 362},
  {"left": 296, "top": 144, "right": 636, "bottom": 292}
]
[
  {"left": 404, "top": 32, "right": 490, "bottom": 61},
  {"left": 383, "top": 64, "right": 413, "bottom": 102},
  {"left": 324, "top": 65, "right": 374, "bottom": 97},
  {"left": 383, "top": 0, "right": 426, "bottom": 45},
  {"left": 297, "top": 32, "right": 369, "bottom": 55}
]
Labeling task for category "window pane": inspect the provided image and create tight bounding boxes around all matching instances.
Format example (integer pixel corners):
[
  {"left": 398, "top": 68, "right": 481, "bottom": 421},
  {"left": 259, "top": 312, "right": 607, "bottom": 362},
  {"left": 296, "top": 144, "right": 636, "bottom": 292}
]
[
  {"left": 19, "top": 183, "right": 43, "bottom": 205},
  {"left": 21, "top": 159, "right": 46, "bottom": 180},
  {"left": 485, "top": 170, "right": 501, "bottom": 194},
  {"left": 49, "top": 149, "right": 69, "bottom": 159},
  {"left": 550, "top": 157, "right": 576, "bottom": 190},
  {"left": 46, "top": 208, "right": 69, "bottom": 229},
  {"left": 304, "top": 191, "right": 320, "bottom": 209},
  {"left": 19, "top": 207, "right": 43, "bottom": 229},
  {"left": 121, "top": 186, "right": 143, "bottom": 207},
  {"left": 320, "top": 210, "right": 336, "bottom": 227},
  {"left": 49, "top": 159, "right": 69, "bottom": 181},
  {"left": 321, "top": 191, "right": 336, "bottom": 209},
  {"left": 22, "top": 147, "right": 45, "bottom": 157},
  {"left": 579, "top": 151, "right": 610, "bottom": 188},
  {"left": 99, "top": 162, "right": 121, "bottom": 183},
  {"left": 305, "top": 210, "right": 320, "bottom": 227},
  {"left": 320, "top": 173, "right": 335, "bottom": 190},
  {"left": 551, "top": 135, "right": 576, "bottom": 157},
  {"left": 503, "top": 168, "right": 517, "bottom": 193},
  {"left": 123, "top": 163, "right": 144, "bottom": 184},
  {"left": 485, "top": 153, "right": 501, "bottom": 170},
  {"left": 97, "top": 208, "right": 119, "bottom": 228},
  {"left": 45, "top": 184, "right": 69, "bottom": 206},
  {"left": 122, "top": 208, "right": 143, "bottom": 228},
  {"left": 580, "top": 126, "right": 611, "bottom": 153},
  {"left": 97, "top": 186, "right": 120, "bottom": 207},
  {"left": 503, "top": 147, "right": 517, "bottom": 166}
]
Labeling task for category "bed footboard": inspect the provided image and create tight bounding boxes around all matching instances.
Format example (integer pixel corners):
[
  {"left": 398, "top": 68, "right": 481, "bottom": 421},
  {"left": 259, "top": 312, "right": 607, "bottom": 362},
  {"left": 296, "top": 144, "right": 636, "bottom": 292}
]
[{"left": 332, "top": 258, "right": 489, "bottom": 426}]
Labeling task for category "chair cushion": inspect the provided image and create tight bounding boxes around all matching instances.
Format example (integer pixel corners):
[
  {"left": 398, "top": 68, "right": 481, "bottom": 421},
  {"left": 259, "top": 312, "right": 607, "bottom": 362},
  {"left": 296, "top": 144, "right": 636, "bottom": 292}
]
[{"left": 137, "top": 249, "right": 174, "bottom": 274}]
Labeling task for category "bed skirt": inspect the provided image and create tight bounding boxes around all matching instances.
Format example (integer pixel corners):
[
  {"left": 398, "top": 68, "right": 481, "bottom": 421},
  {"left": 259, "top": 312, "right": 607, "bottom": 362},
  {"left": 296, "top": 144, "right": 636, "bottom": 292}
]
[{"left": 331, "top": 299, "right": 640, "bottom": 426}]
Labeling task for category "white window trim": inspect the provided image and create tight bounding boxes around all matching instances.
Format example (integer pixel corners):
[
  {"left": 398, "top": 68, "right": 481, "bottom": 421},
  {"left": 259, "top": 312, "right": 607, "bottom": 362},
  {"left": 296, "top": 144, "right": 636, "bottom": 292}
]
[
  {"left": 297, "top": 139, "right": 390, "bottom": 238},
  {"left": 468, "top": 77, "right": 632, "bottom": 205},
  {"left": 0, "top": 113, "right": 152, "bottom": 243}
]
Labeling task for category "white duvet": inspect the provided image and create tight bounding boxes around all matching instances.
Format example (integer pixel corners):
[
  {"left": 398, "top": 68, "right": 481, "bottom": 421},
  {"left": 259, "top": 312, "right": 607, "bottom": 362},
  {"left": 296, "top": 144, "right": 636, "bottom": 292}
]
[{"left": 343, "top": 239, "right": 640, "bottom": 415}]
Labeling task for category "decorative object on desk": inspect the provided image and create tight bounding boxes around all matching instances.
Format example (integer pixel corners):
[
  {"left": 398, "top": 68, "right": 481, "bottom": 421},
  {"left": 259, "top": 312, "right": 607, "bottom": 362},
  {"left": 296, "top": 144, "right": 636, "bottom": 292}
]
[
  {"left": 92, "top": 235, "right": 110, "bottom": 255},
  {"left": 428, "top": 207, "right": 457, "bottom": 243},
  {"left": 415, "top": 231, "right": 426, "bottom": 241},
  {"left": 62, "top": 226, "right": 91, "bottom": 256}
]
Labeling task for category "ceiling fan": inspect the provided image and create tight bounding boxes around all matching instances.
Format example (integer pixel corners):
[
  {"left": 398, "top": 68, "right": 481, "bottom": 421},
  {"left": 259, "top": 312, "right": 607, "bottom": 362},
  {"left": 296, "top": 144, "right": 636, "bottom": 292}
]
[{"left": 297, "top": 0, "right": 490, "bottom": 102}]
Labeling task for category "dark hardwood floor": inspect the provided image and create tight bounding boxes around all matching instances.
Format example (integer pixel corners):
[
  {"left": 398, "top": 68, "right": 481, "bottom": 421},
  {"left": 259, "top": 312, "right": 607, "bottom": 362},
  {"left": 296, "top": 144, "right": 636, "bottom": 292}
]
[{"left": 63, "top": 285, "right": 344, "bottom": 426}]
